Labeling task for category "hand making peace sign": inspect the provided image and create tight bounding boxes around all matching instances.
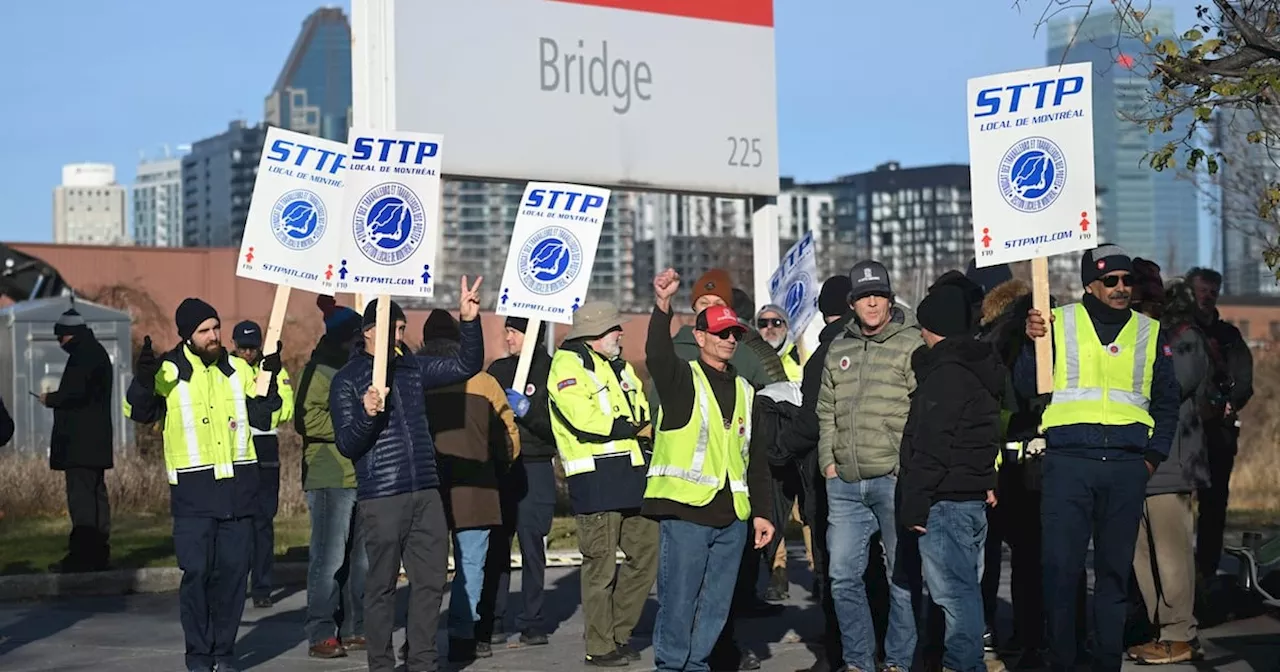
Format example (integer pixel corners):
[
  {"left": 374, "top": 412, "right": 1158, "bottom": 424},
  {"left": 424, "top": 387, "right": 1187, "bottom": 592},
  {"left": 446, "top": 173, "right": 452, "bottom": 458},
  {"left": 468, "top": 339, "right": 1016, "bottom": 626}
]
[{"left": 459, "top": 275, "right": 484, "bottom": 321}]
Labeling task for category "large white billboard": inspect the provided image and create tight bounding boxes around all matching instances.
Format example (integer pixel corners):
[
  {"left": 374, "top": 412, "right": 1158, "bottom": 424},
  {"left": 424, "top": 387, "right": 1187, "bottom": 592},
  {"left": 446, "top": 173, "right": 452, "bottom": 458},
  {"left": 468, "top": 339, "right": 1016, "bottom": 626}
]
[{"left": 392, "top": 0, "right": 780, "bottom": 196}]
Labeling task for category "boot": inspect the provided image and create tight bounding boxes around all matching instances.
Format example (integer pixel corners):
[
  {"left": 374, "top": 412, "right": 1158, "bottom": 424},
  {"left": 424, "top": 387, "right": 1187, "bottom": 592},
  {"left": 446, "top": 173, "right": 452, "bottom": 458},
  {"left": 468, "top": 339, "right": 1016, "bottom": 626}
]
[{"left": 765, "top": 566, "right": 790, "bottom": 601}]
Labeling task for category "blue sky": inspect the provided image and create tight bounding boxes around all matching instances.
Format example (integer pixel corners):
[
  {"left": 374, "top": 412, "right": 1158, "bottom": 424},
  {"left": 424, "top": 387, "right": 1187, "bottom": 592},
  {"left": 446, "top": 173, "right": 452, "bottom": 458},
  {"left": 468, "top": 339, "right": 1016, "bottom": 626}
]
[{"left": 1, "top": 1, "right": 1202, "bottom": 256}]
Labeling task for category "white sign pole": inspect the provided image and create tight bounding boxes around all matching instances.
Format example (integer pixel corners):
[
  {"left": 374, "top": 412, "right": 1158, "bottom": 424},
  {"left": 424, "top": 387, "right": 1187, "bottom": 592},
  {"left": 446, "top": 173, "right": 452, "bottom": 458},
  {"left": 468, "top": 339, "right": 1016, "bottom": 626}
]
[
  {"left": 967, "top": 63, "right": 1098, "bottom": 394},
  {"left": 511, "top": 319, "right": 542, "bottom": 392},
  {"left": 752, "top": 197, "right": 780, "bottom": 313}
]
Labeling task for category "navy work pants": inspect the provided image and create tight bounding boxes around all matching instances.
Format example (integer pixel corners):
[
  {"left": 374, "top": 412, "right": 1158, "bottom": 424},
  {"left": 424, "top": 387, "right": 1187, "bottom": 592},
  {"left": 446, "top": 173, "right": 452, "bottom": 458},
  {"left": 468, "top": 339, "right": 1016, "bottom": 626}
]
[{"left": 174, "top": 515, "right": 253, "bottom": 672}]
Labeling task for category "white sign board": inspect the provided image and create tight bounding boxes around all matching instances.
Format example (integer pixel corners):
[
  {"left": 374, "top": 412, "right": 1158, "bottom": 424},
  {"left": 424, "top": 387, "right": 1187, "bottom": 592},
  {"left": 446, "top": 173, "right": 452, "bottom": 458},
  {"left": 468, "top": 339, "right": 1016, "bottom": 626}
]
[
  {"left": 767, "top": 231, "right": 819, "bottom": 340},
  {"left": 333, "top": 129, "right": 444, "bottom": 298},
  {"left": 390, "top": 0, "right": 779, "bottom": 196},
  {"left": 968, "top": 62, "right": 1098, "bottom": 268},
  {"left": 237, "top": 127, "right": 347, "bottom": 294},
  {"left": 496, "top": 182, "right": 611, "bottom": 325}
]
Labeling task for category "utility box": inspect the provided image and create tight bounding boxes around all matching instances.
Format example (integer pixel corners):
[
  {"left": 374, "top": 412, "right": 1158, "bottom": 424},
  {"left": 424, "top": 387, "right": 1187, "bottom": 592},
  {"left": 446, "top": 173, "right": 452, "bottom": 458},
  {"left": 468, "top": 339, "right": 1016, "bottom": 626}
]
[{"left": 0, "top": 297, "right": 135, "bottom": 458}]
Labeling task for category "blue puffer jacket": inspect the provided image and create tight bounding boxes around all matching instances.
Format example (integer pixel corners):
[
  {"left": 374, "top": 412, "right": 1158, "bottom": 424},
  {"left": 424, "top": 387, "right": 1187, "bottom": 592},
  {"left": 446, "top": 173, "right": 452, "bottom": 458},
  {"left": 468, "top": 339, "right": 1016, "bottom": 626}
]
[{"left": 331, "top": 318, "right": 484, "bottom": 501}]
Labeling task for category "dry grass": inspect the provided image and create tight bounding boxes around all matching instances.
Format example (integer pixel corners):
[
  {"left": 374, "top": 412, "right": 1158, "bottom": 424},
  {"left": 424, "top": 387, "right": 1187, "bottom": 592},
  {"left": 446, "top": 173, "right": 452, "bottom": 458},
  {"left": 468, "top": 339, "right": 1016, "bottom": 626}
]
[
  {"left": 0, "top": 431, "right": 308, "bottom": 520},
  {"left": 1225, "top": 351, "right": 1280, "bottom": 512}
]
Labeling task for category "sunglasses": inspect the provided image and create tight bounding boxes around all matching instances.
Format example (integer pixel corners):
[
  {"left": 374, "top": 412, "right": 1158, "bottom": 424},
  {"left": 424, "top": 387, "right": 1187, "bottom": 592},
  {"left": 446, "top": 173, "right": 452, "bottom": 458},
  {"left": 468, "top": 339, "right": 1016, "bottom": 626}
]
[
  {"left": 709, "top": 329, "right": 742, "bottom": 342},
  {"left": 756, "top": 318, "right": 786, "bottom": 329},
  {"left": 1100, "top": 274, "right": 1135, "bottom": 288}
]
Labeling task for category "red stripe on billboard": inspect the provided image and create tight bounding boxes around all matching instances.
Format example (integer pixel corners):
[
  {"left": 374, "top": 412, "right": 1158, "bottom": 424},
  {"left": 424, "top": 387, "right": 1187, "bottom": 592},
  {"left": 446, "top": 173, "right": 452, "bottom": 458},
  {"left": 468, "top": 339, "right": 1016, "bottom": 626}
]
[{"left": 547, "top": 0, "right": 773, "bottom": 27}]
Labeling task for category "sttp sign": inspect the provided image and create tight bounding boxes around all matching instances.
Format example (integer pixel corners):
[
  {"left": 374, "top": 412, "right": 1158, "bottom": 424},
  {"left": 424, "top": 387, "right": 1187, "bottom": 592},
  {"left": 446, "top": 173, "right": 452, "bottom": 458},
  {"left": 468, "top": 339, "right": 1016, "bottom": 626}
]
[
  {"left": 967, "top": 63, "right": 1098, "bottom": 267},
  {"left": 391, "top": 0, "right": 779, "bottom": 196},
  {"left": 768, "top": 230, "right": 819, "bottom": 340}
]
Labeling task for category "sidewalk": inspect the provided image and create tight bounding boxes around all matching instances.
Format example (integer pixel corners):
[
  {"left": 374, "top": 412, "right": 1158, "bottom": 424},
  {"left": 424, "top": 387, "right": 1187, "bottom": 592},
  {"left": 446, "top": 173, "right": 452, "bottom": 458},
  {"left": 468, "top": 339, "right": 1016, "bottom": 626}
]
[{"left": 2, "top": 548, "right": 1280, "bottom": 671}]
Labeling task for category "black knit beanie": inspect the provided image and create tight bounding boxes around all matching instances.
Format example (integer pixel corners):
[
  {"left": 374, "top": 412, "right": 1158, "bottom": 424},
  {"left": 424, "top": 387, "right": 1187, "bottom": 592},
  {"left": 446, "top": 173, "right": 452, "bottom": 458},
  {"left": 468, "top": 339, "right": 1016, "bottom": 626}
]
[{"left": 175, "top": 298, "right": 219, "bottom": 341}]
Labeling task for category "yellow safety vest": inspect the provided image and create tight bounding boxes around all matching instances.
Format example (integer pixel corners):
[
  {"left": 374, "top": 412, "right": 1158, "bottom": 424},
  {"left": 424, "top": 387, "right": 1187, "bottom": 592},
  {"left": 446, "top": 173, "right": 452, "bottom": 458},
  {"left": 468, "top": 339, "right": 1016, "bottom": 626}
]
[
  {"left": 780, "top": 343, "right": 804, "bottom": 383},
  {"left": 124, "top": 346, "right": 259, "bottom": 485},
  {"left": 1040, "top": 303, "right": 1157, "bottom": 433},
  {"left": 547, "top": 346, "right": 649, "bottom": 476},
  {"left": 645, "top": 362, "right": 755, "bottom": 521},
  {"left": 240, "top": 359, "right": 295, "bottom": 437}
]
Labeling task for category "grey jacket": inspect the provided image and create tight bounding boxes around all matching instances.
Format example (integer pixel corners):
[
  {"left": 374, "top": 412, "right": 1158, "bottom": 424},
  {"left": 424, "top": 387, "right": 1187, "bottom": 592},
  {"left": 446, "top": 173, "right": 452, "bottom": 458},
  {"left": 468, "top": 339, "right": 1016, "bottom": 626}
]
[{"left": 1147, "top": 323, "right": 1212, "bottom": 495}]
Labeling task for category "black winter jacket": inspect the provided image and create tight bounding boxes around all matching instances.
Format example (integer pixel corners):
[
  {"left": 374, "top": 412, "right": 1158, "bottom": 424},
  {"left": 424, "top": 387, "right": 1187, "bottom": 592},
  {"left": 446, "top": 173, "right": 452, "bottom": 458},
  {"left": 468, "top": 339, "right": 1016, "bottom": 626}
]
[
  {"left": 330, "top": 319, "right": 484, "bottom": 501},
  {"left": 897, "top": 338, "right": 1005, "bottom": 530},
  {"left": 488, "top": 349, "right": 557, "bottom": 461},
  {"left": 48, "top": 330, "right": 115, "bottom": 470}
]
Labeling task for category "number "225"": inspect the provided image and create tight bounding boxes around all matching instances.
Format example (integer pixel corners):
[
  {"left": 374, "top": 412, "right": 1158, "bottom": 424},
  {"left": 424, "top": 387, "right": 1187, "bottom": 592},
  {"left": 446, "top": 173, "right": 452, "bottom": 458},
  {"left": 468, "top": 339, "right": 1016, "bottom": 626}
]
[{"left": 727, "top": 137, "right": 763, "bottom": 168}]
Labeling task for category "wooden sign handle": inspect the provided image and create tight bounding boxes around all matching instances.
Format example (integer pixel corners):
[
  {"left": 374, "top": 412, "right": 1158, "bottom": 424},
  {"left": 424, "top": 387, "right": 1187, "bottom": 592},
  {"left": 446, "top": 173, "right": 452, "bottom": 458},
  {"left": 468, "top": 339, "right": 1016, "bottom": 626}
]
[
  {"left": 371, "top": 294, "right": 392, "bottom": 395},
  {"left": 255, "top": 285, "right": 292, "bottom": 396},
  {"left": 1031, "top": 257, "right": 1053, "bottom": 395},
  {"left": 511, "top": 317, "right": 543, "bottom": 392}
]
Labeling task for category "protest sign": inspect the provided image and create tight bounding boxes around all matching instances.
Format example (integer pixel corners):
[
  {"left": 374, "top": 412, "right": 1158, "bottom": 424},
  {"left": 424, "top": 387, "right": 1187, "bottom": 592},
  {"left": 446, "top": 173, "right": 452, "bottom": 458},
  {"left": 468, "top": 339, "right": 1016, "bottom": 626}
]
[
  {"left": 496, "top": 182, "right": 611, "bottom": 389},
  {"left": 768, "top": 230, "right": 819, "bottom": 341},
  {"left": 968, "top": 62, "right": 1098, "bottom": 391},
  {"left": 238, "top": 127, "right": 348, "bottom": 393}
]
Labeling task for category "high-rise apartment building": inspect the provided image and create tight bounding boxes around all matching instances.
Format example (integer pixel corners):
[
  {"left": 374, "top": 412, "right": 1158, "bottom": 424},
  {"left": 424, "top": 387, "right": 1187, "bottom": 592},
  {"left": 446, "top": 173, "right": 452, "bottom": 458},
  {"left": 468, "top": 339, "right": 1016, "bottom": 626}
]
[
  {"left": 181, "top": 121, "right": 267, "bottom": 248},
  {"left": 133, "top": 156, "right": 184, "bottom": 247},
  {"left": 53, "top": 163, "right": 128, "bottom": 245},
  {"left": 1047, "top": 9, "right": 1200, "bottom": 275},
  {"left": 794, "top": 162, "right": 973, "bottom": 305},
  {"left": 264, "top": 7, "right": 352, "bottom": 142}
]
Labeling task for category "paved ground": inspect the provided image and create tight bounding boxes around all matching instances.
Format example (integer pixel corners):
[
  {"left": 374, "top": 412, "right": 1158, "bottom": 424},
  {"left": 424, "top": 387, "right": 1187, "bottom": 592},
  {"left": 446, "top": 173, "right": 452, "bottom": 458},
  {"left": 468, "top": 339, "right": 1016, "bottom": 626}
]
[{"left": 3, "top": 547, "right": 1280, "bottom": 671}]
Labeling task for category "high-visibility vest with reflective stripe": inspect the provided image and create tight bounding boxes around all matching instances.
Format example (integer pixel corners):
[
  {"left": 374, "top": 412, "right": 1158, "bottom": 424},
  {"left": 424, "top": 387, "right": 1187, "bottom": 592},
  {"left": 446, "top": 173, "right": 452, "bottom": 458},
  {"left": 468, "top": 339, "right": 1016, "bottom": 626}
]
[
  {"left": 547, "top": 347, "right": 648, "bottom": 476},
  {"left": 239, "top": 359, "right": 294, "bottom": 437},
  {"left": 124, "top": 347, "right": 258, "bottom": 485},
  {"left": 1040, "top": 303, "right": 1157, "bottom": 433},
  {"left": 780, "top": 343, "right": 803, "bottom": 383},
  {"left": 645, "top": 361, "right": 754, "bottom": 521}
]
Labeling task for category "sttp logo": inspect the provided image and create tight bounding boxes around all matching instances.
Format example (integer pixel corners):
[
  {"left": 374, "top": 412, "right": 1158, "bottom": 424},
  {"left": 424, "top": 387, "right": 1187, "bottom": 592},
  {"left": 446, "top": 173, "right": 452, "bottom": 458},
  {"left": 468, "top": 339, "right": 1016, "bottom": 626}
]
[
  {"left": 353, "top": 182, "right": 426, "bottom": 266},
  {"left": 972, "top": 76, "right": 1085, "bottom": 118},
  {"left": 998, "top": 136, "right": 1068, "bottom": 213},
  {"left": 784, "top": 273, "right": 811, "bottom": 324},
  {"left": 267, "top": 139, "right": 346, "bottom": 174},
  {"left": 351, "top": 137, "right": 439, "bottom": 165},
  {"left": 271, "top": 189, "right": 327, "bottom": 250},
  {"left": 518, "top": 225, "right": 583, "bottom": 296},
  {"left": 524, "top": 189, "right": 607, "bottom": 213}
]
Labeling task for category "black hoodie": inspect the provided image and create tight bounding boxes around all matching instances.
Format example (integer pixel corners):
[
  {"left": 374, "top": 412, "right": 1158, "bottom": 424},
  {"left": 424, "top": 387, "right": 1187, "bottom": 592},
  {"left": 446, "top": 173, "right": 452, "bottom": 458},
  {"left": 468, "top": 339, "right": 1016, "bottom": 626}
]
[{"left": 897, "top": 337, "right": 1006, "bottom": 530}]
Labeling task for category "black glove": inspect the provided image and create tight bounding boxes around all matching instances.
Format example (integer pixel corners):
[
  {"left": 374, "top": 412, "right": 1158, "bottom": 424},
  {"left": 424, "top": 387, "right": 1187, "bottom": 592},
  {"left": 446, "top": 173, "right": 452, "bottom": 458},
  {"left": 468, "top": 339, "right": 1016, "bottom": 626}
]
[
  {"left": 609, "top": 417, "right": 638, "bottom": 440},
  {"left": 261, "top": 341, "right": 283, "bottom": 373},
  {"left": 136, "top": 336, "right": 159, "bottom": 390}
]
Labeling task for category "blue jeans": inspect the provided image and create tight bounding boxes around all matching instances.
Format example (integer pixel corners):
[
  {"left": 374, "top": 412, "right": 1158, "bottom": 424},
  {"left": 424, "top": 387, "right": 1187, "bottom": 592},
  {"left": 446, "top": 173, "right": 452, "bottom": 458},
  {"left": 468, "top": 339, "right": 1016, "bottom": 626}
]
[
  {"left": 653, "top": 518, "right": 747, "bottom": 672},
  {"left": 919, "top": 500, "right": 988, "bottom": 672},
  {"left": 304, "top": 488, "right": 367, "bottom": 645},
  {"left": 827, "top": 474, "right": 917, "bottom": 670},
  {"left": 449, "top": 528, "right": 491, "bottom": 638}
]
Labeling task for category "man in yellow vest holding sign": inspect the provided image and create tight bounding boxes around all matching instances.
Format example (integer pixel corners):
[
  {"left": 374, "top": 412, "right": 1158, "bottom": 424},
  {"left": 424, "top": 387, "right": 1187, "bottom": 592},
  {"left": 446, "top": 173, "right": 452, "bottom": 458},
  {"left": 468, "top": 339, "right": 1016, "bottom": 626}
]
[
  {"left": 547, "top": 302, "right": 658, "bottom": 668},
  {"left": 643, "top": 268, "right": 775, "bottom": 672},
  {"left": 124, "top": 298, "right": 287, "bottom": 672},
  {"left": 1018, "top": 245, "right": 1180, "bottom": 672}
]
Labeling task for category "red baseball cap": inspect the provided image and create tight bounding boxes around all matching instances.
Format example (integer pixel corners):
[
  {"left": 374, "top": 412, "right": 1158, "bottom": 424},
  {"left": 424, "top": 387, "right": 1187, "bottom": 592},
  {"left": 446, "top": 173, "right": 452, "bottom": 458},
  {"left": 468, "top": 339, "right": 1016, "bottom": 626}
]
[{"left": 696, "top": 305, "right": 745, "bottom": 334}]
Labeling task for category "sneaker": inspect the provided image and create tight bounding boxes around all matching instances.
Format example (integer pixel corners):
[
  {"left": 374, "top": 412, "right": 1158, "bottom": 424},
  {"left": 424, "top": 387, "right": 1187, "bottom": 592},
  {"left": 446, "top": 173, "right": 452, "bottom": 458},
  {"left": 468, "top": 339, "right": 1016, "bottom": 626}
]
[
  {"left": 740, "top": 649, "right": 762, "bottom": 670},
  {"left": 615, "top": 643, "right": 641, "bottom": 662},
  {"left": 489, "top": 630, "right": 509, "bottom": 645},
  {"left": 983, "top": 630, "right": 996, "bottom": 653},
  {"left": 308, "top": 637, "right": 347, "bottom": 659},
  {"left": 1130, "top": 640, "right": 1194, "bottom": 665},
  {"left": 252, "top": 595, "right": 273, "bottom": 609},
  {"left": 476, "top": 641, "right": 493, "bottom": 658},
  {"left": 340, "top": 635, "right": 366, "bottom": 651},
  {"left": 880, "top": 666, "right": 908, "bottom": 672},
  {"left": 586, "top": 649, "right": 631, "bottom": 667},
  {"left": 765, "top": 567, "right": 790, "bottom": 601},
  {"left": 520, "top": 629, "right": 549, "bottom": 646},
  {"left": 984, "top": 659, "right": 1007, "bottom": 672}
]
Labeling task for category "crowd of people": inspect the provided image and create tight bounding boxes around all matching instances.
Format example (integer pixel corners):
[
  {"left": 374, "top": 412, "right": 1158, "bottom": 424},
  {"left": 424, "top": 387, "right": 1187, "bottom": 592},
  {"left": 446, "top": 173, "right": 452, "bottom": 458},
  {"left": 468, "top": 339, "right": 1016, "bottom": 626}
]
[{"left": 28, "top": 245, "right": 1256, "bottom": 672}]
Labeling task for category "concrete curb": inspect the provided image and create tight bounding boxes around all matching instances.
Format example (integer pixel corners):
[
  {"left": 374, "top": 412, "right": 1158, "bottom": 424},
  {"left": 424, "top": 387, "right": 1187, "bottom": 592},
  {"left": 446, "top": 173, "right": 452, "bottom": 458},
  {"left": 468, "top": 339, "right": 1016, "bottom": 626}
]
[{"left": 0, "top": 551, "right": 617, "bottom": 602}]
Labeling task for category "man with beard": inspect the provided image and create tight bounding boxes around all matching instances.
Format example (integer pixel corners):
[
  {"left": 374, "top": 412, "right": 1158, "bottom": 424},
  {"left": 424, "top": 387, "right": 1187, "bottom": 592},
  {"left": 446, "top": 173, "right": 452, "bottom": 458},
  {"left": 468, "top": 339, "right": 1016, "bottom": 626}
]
[
  {"left": 230, "top": 320, "right": 295, "bottom": 609},
  {"left": 330, "top": 278, "right": 485, "bottom": 672},
  {"left": 1020, "top": 246, "right": 1180, "bottom": 672},
  {"left": 548, "top": 302, "right": 657, "bottom": 667},
  {"left": 1185, "top": 267, "right": 1253, "bottom": 593},
  {"left": 483, "top": 317, "right": 557, "bottom": 647},
  {"left": 43, "top": 306, "right": 115, "bottom": 573},
  {"left": 124, "top": 298, "right": 287, "bottom": 672}
]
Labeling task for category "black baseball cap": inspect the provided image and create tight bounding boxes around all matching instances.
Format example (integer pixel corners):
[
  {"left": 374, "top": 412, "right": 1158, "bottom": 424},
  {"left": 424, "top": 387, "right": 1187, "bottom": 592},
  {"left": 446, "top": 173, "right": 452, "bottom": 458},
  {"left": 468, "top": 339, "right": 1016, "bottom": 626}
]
[{"left": 231, "top": 320, "right": 263, "bottom": 348}]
